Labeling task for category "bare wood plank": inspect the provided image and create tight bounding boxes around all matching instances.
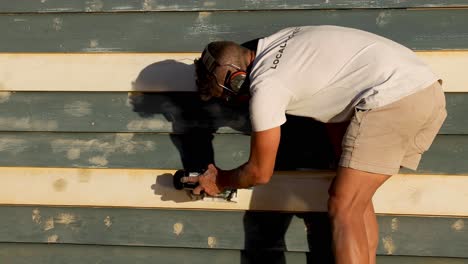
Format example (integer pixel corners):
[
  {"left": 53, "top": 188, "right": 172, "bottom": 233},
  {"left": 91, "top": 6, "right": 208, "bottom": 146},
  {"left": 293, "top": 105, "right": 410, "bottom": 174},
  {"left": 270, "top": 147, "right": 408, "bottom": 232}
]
[
  {"left": 1, "top": 0, "right": 468, "bottom": 13},
  {"left": 0, "top": 54, "right": 197, "bottom": 92},
  {"left": 1, "top": 10, "right": 468, "bottom": 52},
  {"left": 0, "top": 52, "right": 465, "bottom": 92},
  {"left": 0, "top": 167, "right": 467, "bottom": 216},
  {"left": 0, "top": 206, "right": 466, "bottom": 257}
]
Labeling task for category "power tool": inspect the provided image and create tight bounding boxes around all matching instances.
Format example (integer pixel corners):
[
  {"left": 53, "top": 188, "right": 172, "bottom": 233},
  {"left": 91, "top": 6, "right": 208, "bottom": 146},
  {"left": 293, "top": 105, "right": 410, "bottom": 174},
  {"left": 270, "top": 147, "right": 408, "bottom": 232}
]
[{"left": 173, "top": 169, "right": 238, "bottom": 202}]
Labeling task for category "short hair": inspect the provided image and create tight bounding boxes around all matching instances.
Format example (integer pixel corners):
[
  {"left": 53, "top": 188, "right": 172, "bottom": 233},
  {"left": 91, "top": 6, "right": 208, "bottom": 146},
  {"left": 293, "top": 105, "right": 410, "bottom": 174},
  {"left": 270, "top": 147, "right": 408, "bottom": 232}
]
[{"left": 194, "top": 41, "right": 243, "bottom": 100}]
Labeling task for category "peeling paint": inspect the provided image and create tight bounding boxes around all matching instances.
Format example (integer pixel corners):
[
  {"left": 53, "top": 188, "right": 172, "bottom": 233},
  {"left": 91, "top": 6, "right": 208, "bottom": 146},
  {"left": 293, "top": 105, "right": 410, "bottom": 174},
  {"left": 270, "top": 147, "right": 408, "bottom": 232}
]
[
  {"left": 89, "top": 39, "right": 99, "bottom": 48},
  {"left": 114, "top": 133, "right": 136, "bottom": 154},
  {"left": 85, "top": 0, "right": 104, "bottom": 12},
  {"left": 173, "top": 222, "right": 184, "bottom": 236},
  {"left": 391, "top": 218, "right": 399, "bottom": 232},
  {"left": 203, "top": 1, "right": 216, "bottom": 7},
  {"left": 207, "top": 236, "right": 217, "bottom": 248},
  {"left": 64, "top": 101, "right": 92, "bottom": 117},
  {"left": 53, "top": 178, "right": 67, "bottom": 192},
  {"left": 376, "top": 11, "right": 392, "bottom": 28},
  {"left": 44, "top": 217, "right": 55, "bottom": 231},
  {"left": 0, "top": 138, "right": 28, "bottom": 154},
  {"left": 142, "top": 0, "right": 155, "bottom": 10},
  {"left": 48, "top": 234, "right": 59, "bottom": 243},
  {"left": 187, "top": 12, "right": 220, "bottom": 42},
  {"left": 52, "top": 17, "right": 63, "bottom": 31},
  {"left": 89, "top": 156, "right": 108, "bottom": 166},
  {"left": 126, "top": 119, "right": 168, "bottom": 131},
  {"left": 51, "top": 139, "right": 110, "bottom": 154},
  {"left": 382, "top": 235, "right": 396, "bottom": 255},
  {"left": 104, "top": 216, "right": 112, "bottom": 228},
  {"left": 0, "top": 117, "right": 58, "bottom": 131},
  {"left": 32, "top": 209, "right": 42, "bottom": 224},
  {"left": 115, "top": 133, "right": 155, "bottom": 154},
  {"left": 67, "top": 148, "right": 81, "bottom": 160},
  {"left": 112, "top": 5, "right": 134, "bottom": 10},
  {"left": 55, "top": 213, "right": 77, "bottom": 225},
  {"left": 0, "top": 92, "right": 11, "bottom": 103},
  {"left": 451, "top": 219, "right": 465, "bottom": 231},
  {"left": 51, "top": 134, "right": 155, "bottom": 166}
]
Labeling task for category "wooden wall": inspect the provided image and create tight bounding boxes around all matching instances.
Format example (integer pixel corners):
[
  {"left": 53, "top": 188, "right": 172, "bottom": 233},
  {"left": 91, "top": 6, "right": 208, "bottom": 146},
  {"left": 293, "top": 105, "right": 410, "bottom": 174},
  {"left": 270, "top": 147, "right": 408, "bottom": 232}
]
[{"left": 0, "top": 1, "right": 467, "bottom": 263}]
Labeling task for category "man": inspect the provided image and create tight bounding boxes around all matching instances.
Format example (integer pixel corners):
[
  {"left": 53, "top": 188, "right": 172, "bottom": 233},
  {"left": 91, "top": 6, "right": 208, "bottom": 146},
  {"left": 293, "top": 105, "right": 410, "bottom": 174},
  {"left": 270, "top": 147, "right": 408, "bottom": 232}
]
[{"left": 185, "top": 25, "right": 447, "bottom": 264}]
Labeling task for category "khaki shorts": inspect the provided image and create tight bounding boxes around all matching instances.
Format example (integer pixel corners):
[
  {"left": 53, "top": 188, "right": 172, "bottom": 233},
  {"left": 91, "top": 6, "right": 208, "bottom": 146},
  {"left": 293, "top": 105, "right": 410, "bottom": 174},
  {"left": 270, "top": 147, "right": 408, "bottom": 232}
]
[{"left": 340, "top": 81, "right": 447, "bottom": 175}]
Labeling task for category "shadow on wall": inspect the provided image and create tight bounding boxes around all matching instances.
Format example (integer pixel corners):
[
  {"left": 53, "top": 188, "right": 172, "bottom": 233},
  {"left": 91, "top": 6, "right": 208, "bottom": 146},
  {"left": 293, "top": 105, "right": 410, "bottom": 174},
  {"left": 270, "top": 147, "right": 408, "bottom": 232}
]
[
  {"left": 130, "top": 59, "right": 336, "bottom": 263},
  {"left": 242, "top": 116, "right": 336, "bottom": 264},
  {"left": 128, "top": 59, "right": 251, "bottom": 169}
]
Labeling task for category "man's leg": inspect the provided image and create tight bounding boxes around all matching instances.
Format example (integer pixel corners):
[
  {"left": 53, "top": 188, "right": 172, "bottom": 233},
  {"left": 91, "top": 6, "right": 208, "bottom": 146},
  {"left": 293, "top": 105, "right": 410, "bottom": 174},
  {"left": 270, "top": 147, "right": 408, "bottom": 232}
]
[
  {"left": 328, "top": 167, "right": 390, "bottom": 264},
  {"left": 364, "top": 202, "right": 378, "bottom": 264}
]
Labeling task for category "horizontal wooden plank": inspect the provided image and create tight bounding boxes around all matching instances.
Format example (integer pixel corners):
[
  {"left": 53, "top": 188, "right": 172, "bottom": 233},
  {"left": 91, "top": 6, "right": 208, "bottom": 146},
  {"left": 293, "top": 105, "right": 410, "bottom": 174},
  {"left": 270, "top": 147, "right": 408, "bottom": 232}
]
[
  {"left": 0, "top": 52, "right": 466, "bottom": 92},
  {"left": 0, "top": 132, "right": 250, "bottom": 169},
  {"left": 0, "top": 54, "right": 198, "bottom": 92},
  {"left": 1, "top": 10, "right": 468, "bottom": 52},
  {"left": 0, "top": 132, "right": 465, "bottom": 174},
  {"left": 0, "top": 91, "right": 464, "bottom": 134},
  {"left": 1, "top": 0, "right": 468, "bottom": 13},
  {"left": 1, "top": 167, "right": 467, "bottom": 216},
  {"left": 0, "top": 244, "right": 467, "bottom": 264},
  {"left": 0, "top": 91, "right": 251, "bottom": 133},
  {"left": 0, "top": 206, "right": 466, "bottom": 257}
]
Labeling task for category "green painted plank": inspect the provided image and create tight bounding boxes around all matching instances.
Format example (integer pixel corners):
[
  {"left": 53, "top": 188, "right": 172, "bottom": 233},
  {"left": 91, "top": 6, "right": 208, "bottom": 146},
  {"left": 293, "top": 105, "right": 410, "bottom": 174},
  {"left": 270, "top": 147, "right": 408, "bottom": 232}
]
[
  {"left": 0, "top": 132, "right": 250, "bottom": 170},
  {"left": 0, "top": 132, "right": 465, "bottom": 174},
  {"left": 1, "top": 0, "right": 468, "bottom": 13},
  {"left": 415, "top": 135, "right": 468, "bottom": 175},
  {"left": 443, "top": 93, "right": 468, "bottom": 134},
  {"left": 378, "top": 256, "right": 468, "bottom": 264},
  {"left": 0, "top": 243, "right": 306, "bottom": 264},
  {"left": 0, "top": 92, "right": 251, "bottom": 134},
  {"left": 0, "top": 92, "right": 464, "bottom": 134},
  {"left": 2, "top": 9, "right": 468, "bottom": 52},
  {"left": 0, "top": 244, "right": 467, "bottom": 264},
  {"left": 0, "top": 206, "right": 466, "bottom": 258}
]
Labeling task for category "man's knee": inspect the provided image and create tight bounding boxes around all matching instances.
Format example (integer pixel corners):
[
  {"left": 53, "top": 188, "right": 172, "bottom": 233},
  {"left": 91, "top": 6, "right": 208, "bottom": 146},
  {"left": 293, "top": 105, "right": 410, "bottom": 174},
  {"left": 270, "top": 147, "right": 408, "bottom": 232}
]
[
  {"left": 327, "top": 167, "right": 390, "bottom": 221},
  {"left": 327, "top": 193, "right": 370, "bottom": 224}
]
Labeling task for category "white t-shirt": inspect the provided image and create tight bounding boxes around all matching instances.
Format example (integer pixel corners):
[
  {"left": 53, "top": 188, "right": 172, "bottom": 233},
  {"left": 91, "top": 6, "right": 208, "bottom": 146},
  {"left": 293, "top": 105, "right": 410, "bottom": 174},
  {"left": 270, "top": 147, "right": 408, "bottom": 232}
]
[{"left": 249, "top": 26, "right": 439, "bottom": 132}]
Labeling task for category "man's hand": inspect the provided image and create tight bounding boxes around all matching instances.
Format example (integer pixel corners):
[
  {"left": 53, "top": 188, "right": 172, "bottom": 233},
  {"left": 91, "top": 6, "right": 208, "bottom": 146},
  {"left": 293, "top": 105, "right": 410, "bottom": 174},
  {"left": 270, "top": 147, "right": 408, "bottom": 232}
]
[{"left": 182, "top": 164, "right": 223, "bottom": 196}]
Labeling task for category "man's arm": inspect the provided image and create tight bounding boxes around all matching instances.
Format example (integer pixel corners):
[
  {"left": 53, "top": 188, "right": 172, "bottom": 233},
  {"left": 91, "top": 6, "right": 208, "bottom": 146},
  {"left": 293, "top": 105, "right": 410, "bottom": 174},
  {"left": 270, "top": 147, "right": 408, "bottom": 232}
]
[
  {"left": 221, "top": 126, "right": 281, "bottom": 188},
  {"left": 190, "top": 126, "right": 281, "bottom": 195}
]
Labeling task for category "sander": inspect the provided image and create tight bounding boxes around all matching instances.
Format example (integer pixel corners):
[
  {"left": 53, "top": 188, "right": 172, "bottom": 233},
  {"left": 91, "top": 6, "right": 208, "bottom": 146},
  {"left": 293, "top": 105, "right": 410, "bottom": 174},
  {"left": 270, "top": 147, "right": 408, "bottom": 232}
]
[{"left": 173, "top": 169, "right": 238, "bottom": 202}]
